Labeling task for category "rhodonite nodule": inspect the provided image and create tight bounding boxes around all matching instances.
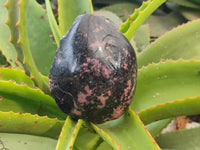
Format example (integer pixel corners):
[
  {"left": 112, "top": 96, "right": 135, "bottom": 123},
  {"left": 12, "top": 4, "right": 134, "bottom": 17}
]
[{"left": 49, "top": 14, "right": 137, "bottom": 123}]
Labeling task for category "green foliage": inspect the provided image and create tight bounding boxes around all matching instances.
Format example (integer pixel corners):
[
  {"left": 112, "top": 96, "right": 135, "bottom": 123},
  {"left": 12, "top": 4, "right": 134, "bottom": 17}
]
[
  {"left": 56, "top": 117, "right": 83, "bottom": 150},
  {"left": 0, "top": 111, "right": 63, "bottom": 138},
  {"left": 45, "top": 0, "right": 60, "bottom": 46},
  {"left": 133, "top": 60, "right": 200, "bottom": 114},
  {"left": 92, "top": 108, "right": 160, "bottom": 150},
  {"left": 0, "top": 0, "right": 20, "bottom": 68},
  {"left": 0, "top": 80, "right": 66, "bottom": 119},
  {"left": 58, "top": 0, "right": 93, "bottom": 36},
  {"left": 0, "top": 133, "right": 57, "bottom": 150},
  {"left": 0, "top": 0, "right": 200, "bottom": 149},
  {"left": 120, "top": 0, "right": 166, "bottom": 40},
  {"left": 156, "top": 127, "right": 200, "bottom": 150},
  {"left": 137, "top": 19, "right": 200, "bottom": 68}
]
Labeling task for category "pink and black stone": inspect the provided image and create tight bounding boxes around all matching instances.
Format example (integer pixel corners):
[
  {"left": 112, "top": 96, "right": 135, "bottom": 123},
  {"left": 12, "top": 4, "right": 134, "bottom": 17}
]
[{"left": 49, "top": 14, "right": 137, "bottom": 123}]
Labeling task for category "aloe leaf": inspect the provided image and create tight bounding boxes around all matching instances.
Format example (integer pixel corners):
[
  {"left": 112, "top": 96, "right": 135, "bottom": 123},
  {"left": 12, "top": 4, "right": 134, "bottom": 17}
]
[
  {"left": 91, "top": 124, "right": 120, "bottom": 150},
  {"left": 144, "top": 12, "right": 186, "bottom": 37},
  {"left": 132, "top": 60, "right": 200, "bottom": 114},
  {"left": 120, "top": 0, "right": 166, "bottom": 40},
  {"left": 26, "top": 0, "right": 57, "bottom": 76},
  {"left": 139, "top": 96, "right": 200, "bottom": 125},
  {"left": 0, "top": 80, "right": 66, "bottom": 120},
  {"left": 0, "top": 133, "right": 57, "bottom": 150},
  {"left": 96, "top": 142, "right": 112, "bottom": 150},
  {"left": 5, "top": 0, "right": 58, "bottom": 75},
  {"left": 133, "top": 24, "right": 150, "bottom": 53},
  {"left": 17, "top": 0, "right": 50, "bottom": 94},
  {"left": 75, "top": 127, "right": 103, "bottom": 150},
  {"left": 138, "top": 19, "right": 200, "bottom": 68},
  {"left": 0, "top": 67, "right": 33, "bottom": 87},
  {"left": 56, "top": 117, "right": 83, "bottom": 150},
  {"left": 102, "top": 2, "right": 137, "bottom": 21},
  {"left": 4, "top": 0, "right": 22, "bottom": 61},
  {"left": 0, "top": 111, "right": 63, "bottom": 139},
  {"left": 146, "top": 119, "right": 173, "bottom": 137},
  {"left": 45, "top": 0, "right": 60, "bottom": 46},
  {"left": 94, "top": 10, "right": 122, "bottom": 28},
  {"left": 0, "top": 66, "right": 48, "bottom": 87},
  {"left": 168, "top": 0, "right": 200, "bottom": 9},
  {"left": 156, "top": 127, "right": 200, "bottom": 150},
  {"left": 0, "top": 51, "right": 10, "bottom": 66},
  {"left": 179, "top": 7, "right": 200, "bottom": 21},
  {"left": 0, "top": 0, "right": 20, "bottom": 68},
  {"left": 58, "top": 0, "right": 94, "bottom": 36},
  {"left": 91, "top": 108, "right": 161, "bottom": 150},
  {"left": 4, "top": 0, "right": 29, "bottom": 72},
  {"left": 0, "top": 110, "right": 101, "bottom": 149},
  {"left": 41, "top": 73, "right": 49, "bottom": 84}
]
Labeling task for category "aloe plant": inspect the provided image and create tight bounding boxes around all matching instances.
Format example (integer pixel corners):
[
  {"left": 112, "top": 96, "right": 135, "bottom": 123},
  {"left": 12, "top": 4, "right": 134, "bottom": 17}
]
[{"left": 0, "top": 0, "right": 200, "bottom": 149}]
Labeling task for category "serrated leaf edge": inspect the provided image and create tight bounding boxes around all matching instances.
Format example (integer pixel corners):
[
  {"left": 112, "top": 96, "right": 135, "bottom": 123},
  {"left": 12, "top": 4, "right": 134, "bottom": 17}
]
[
  {"left": 139, "top": 58, "right": 198, "bottom": 70},
  {"left": 90, "top": 122, "right": 121, "bottom": 150},
  {"left": 45, "top": 0, "right": 61, "bottom": 46},
  {"left": 120, "top": 0, "right": 166, "bottom": 40},
  {"left": 138, "top": 95, "right": 200, "bottom": 124},
  {"left": 129, "top": 108, "right": 160, "bottom": 149},
  {"left": 139, "top": 18, "right": 200, "bottom": 60},
  {"left": 17, "top": 0, "right": 50, "bottom": 95},
  {"left": 56, "top": 117, "right": 83, "bottom": 150}
]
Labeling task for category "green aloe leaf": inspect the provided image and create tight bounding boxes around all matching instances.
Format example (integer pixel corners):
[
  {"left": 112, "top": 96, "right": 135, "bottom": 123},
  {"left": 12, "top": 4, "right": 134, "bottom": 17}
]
[
  {"left": 91, "top": 108, "right": 160, "bottom": 150},
  {"left": 74, "top": 127, "right": 103, "bottom": 150},
  {"left": 45, "top": 0, "right": 61, "bottom": 46},
  {"left": 120, "top": 0, "right": 166, "bottom": 40},
  {"left": 144, "top": 12, "right": 186, "bottom": 37},
  {"left": 179, "top": 7, "right": 200, "bottom": 20},
  {"left": 139, "top": 96, "right": 200, "bottom": 125},
  {"left": 96, "top": 142, "right": 113, "bottom": 150},
  {"left": 137, "top": 19, "right": 200, "bottom": 68},
  {"left": 0, "top": 110, "right": 101, "bottom": 150},
  {"left": 0, "top": 52, "right": 9, "bottom": 66},
  {"left": 101, "top": 2, "right": 137, "bottom": 21},
  {"left": 0, "top": 133, "right": 57, "bottom": 150},
  {"left": 0, "top": 111, "right": 63, "bottom": 139},
  {"left": 0, "top": 66, "right": 48, "bottom": 87},
  {"left": 156, "top": 127, "right": 200, "bottom": 150},
  {"left": 0, "top": 80, "right": 66, "bottom": 120},
  {"left": 132, "top": 59, "right": 200, "bottom": 114},
  {"left": 18, "top": 0, "right": 50, "bottom": 94},
  {"left": 0, "top": 0, "right": 20, "bottom": 68},
  {"left": 96, "top": 142, "right": 112, "bottom": 150},
  {"left": 168, "top": 0, "right": 200, "bottom": 9},
  {"left": 4, "top": 0, "right": 26, "bottom": 70},
  {"left": 58, "top": 0, "right": 94, "bottom": 36},
  {"left": 146, "top": 119, "right": 173, "bottom": 137},
  {"left": 133, "top": 24, "right": 150, "bottom": 53},
  {"left": 0, "top": 67, "right": 33, "bottom": 87},
  {"left": 26, "top": 0, "right": 57, "bottom": 76},
  {"left": 56, "top": 117, "right": 83, "bottom": 150},
  {"left": 94, "top": 10, "right": 122, "bottom": 28}
]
